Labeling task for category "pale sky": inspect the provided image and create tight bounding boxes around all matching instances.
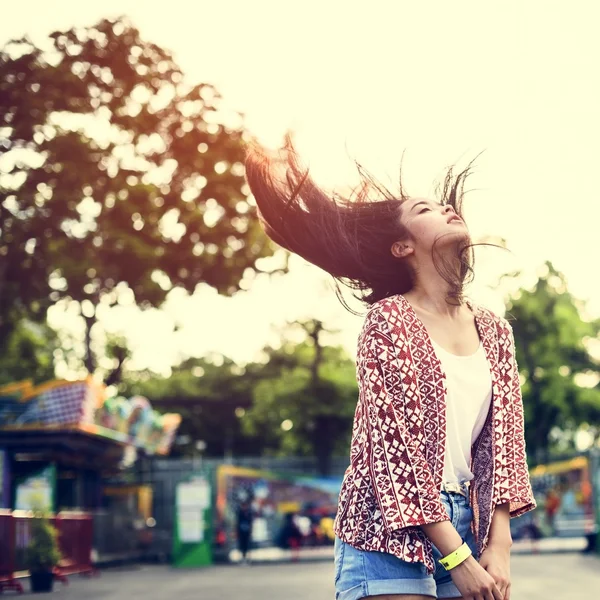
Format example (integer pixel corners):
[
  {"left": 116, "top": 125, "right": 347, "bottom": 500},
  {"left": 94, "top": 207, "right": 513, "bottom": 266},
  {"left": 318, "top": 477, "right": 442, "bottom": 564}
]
[{"left": 3, "top": 1, "right": 600, "bottom": 375}]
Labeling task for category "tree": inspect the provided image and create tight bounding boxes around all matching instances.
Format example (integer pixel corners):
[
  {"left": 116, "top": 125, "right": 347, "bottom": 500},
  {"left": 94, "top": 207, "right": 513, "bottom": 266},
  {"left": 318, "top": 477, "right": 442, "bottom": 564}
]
[
  {"left": 0, "top": 319, "right": 57, "bottom": 386},
  {"left": 507, "top": 262, "right": 600, "bottom": 463},
  {"left": 242, "top": 320, "right": 358, "bottom": 475},
  {"left": 120, "top": 320, "right": 359, "bottom": 469},
  {"left": 0, "top": 17, "right": 278, "bottom": 378},
  {"left": 122, "top": 355, "right": 263, "bottom": 458}
]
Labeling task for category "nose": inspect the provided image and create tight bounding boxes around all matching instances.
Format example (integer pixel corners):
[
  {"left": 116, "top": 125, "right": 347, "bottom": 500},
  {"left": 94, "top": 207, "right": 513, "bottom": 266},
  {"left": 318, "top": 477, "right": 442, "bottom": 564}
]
[{"left": 443, "top": 204, "right": 455, "bottom": 214}]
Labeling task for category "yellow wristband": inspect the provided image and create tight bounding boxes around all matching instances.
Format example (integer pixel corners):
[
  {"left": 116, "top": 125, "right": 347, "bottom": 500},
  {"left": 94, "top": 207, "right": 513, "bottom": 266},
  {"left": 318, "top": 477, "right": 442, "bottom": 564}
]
[{"left": 439, "top": 541, "right": 472, "bottom": 571}]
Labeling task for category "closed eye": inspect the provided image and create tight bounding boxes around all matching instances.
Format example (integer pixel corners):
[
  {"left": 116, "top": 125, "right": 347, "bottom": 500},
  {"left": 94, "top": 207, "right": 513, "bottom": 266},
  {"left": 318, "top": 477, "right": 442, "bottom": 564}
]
[{"left": 419, "top": 208, "right": 431, "bottom": 214}]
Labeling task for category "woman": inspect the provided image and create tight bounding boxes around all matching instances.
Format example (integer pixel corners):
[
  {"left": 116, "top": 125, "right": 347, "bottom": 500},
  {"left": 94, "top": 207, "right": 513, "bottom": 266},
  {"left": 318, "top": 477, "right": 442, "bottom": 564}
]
[{"left": 244, "top": 136, "right": 536, "bottom": 600}]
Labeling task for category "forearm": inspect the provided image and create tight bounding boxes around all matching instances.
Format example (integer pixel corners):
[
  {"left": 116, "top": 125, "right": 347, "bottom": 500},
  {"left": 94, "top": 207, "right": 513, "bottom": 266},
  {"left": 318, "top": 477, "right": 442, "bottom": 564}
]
[
  {"left": 487, "top": 502, "right": 512, "bottom": 548},
  {"left": 422, "top": 503, "right": 512, "bottom": 556},
  {"left": 421, "top": 520, "right": 464, "bottom": 556}
]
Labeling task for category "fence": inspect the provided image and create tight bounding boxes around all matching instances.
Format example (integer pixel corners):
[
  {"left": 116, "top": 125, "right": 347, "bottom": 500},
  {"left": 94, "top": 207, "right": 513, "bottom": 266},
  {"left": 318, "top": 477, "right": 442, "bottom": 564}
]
[
  {"left": 97, "top": 455, "right": 350, "bottom": 563},
  {"left": 0, "top": 509, "right": 22, "bottom": 594},
  {"left": 0, "top": 511, "right": 96, "bottom": 594},
  {"left": 92, "top": 510, "right": 142, "bottom": 559}
]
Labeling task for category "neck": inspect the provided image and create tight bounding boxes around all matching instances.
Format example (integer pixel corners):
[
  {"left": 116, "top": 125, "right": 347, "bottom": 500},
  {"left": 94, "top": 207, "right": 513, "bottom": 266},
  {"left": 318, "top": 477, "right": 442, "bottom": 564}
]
[{"left": 404, "top": 257, "right": 464, "bottom": 317}]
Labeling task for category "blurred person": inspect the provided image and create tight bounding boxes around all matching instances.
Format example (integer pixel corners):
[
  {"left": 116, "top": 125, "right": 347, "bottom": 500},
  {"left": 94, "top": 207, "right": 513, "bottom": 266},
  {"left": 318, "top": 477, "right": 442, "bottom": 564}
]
[
  {"left": 544, "top": 488, "right": 561, "bottom": 535},
  {"left": 580, "top": 478, "right": 597, "bottom": 554},
  {"left": 235, "top": 499, "right": 254, "bottom": 565},
  {"left": 522, "top": 514, "right": 542, "bottom": 554},
  {"left": 245, "top": 137, "right": 536, "bottom": 600},
  {"left": 277, "top": 512, "right": 304, "bottom": 562}
]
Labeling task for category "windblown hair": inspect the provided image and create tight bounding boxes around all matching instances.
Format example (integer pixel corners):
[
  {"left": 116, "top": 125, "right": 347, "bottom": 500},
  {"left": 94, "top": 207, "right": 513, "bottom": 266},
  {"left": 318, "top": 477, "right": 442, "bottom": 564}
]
[{"left": 244, "top": 134, "right": 476, "bottom": 311}]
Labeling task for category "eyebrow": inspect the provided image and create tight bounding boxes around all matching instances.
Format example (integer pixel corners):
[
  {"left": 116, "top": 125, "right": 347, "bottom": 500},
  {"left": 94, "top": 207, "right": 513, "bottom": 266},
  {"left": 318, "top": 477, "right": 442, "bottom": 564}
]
[{"left": 410, "top": 201, "right": 430, "bottom": 213}]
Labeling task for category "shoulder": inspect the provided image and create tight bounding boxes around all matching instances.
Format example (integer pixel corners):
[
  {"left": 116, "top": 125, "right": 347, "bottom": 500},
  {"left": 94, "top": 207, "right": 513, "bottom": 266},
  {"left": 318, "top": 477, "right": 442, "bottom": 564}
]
[
  {"left": 365, "top": 294, "right": 411, "bottom": 323},
  {"left": 361, "top": 295, "right": 411, "bottom": 335},
  {"left": 356, "top": 296, "right": 405, "bottom": 352},
  {"left": 367, "top": 295, "right": 403, "bottom": 316},
  {"left": 470, "top": 301, "right": 515, "bottom": 342}
]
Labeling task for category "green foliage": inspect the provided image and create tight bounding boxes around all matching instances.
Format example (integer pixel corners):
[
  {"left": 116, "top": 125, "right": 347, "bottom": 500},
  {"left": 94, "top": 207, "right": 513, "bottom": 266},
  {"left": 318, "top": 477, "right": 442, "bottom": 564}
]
[
  {"left": 242, "top": 321, "right": 358, "bottom": 474},
  {"left": 0, "top": 319, "right": 57, "bottom": 385},
  {"left": 120, "top": 321, "right": 359, "bottom": 470},
  {"left": 0, "top": 16, "right": 277, "bottom": 376},
  {"left": 507, "top": 262, "right": 600, "bottom": 462},
  {"left": 25, "top": 512, "right": 62, "bottom": 573}
]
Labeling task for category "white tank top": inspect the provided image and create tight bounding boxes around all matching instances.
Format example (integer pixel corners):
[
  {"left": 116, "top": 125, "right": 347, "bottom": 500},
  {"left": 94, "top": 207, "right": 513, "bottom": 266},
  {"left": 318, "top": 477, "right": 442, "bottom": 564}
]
[{"left": 431, "top": 339, "right": 493, "bottom": 485}]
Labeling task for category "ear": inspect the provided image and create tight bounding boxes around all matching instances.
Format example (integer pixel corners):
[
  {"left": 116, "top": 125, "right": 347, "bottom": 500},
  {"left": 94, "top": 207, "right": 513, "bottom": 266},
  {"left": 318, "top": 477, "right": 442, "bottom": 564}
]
[{"left": 391, "top": 241, "right": 414, "bottom": 259}]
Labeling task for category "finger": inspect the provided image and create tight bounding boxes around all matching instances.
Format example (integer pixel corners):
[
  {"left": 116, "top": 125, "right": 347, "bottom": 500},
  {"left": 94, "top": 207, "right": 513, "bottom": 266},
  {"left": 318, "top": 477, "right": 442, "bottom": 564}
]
[
  {"left": 492, "top": 583, "right": 504, "bottom": 600},
  {"left": 505, "top": 583, "right": 512, "bottom": 600}
]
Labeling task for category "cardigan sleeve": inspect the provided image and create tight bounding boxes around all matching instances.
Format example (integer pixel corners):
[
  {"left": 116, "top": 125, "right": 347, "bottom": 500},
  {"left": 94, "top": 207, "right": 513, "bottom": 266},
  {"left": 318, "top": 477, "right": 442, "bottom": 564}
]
[
  {"left": 359, "top": 311, "right": 449, "bottom": 532},
  {"left": 499, "top": 320, "right": 537, "bottom": 517}
]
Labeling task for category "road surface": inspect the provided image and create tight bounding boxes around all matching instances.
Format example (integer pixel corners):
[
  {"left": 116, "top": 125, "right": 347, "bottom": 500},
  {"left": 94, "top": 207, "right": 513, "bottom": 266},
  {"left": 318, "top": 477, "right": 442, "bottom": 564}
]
[{"left": 17, "top": 552, "right": 599, "bottom": 599}]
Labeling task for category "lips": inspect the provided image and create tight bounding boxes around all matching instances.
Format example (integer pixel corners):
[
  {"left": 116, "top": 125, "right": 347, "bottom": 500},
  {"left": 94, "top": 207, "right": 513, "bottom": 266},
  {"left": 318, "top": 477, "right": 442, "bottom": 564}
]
[{"left": 448, "top": 216, "right": 462, "bottom": 224}]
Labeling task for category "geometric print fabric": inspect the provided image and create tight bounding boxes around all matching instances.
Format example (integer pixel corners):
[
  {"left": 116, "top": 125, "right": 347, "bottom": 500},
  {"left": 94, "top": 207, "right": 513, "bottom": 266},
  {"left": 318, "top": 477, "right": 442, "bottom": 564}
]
[{"left": 334, "top": 294, "right": 536, "bottom": 573}]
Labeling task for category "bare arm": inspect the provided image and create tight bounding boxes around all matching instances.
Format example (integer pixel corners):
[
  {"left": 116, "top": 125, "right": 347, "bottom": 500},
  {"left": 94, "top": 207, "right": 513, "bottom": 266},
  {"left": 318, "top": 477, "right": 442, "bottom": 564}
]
[
  {"left": 487, "top": 502, "right": 512, "bottom": 549},
  {"left": 421, "top": 520, "right": 463, "bottom": 556}
]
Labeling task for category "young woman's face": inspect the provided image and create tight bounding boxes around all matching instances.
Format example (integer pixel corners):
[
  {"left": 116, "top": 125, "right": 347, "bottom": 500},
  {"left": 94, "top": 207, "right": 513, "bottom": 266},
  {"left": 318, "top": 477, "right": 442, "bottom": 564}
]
[{"left": 399, "top": 197, "right": 469, "bottom": 254}]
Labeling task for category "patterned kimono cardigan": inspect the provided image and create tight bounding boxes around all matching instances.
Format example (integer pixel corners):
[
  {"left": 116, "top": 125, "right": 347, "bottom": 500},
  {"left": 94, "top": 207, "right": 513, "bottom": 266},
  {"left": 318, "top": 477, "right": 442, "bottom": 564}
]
[{"left": 334, "top": 294, "right": 536, "bottom": 573}]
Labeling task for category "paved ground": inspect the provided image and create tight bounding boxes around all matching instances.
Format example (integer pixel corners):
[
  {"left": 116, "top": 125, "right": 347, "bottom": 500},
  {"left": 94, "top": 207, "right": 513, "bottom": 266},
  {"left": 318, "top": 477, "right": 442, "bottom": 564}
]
[{"left": 14, "top": 552, "right": 599, "bottom": 599}]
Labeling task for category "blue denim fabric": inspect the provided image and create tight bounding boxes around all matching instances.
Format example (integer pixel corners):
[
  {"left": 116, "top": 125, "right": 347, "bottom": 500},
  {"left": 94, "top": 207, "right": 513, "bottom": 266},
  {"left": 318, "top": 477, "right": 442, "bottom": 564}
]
[{"left": 334, "top": 491, "right": 477, "bottom": 599}]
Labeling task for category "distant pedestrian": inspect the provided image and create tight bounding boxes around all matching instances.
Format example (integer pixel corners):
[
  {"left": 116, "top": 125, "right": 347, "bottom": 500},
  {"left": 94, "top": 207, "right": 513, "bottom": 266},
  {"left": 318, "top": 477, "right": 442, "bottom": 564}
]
[
  {"left": 235, "top": 500, "right": 253, "bottom": 565},
  {"left": 246, "top": 139, "right": 536, "bottom": 599},
  {"left": 545, "top": 488, "right": 561, "bottom": 535},
  {"left": 278, "top": 513, "right": 303, "bottom": 562},
  {"left": 524, "top": 514, "right": 543, "bottom": 554}
]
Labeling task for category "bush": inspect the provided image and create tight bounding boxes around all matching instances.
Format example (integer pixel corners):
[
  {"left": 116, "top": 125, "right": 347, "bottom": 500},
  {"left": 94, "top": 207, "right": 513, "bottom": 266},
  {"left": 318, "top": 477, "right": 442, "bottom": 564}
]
[{"left": 25, "top": 512, "right": 62, "bottom": 573}]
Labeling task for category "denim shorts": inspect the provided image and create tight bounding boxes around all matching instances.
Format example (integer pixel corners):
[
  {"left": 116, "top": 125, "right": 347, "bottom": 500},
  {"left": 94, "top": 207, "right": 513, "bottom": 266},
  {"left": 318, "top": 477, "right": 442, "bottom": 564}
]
[{"left": 334, "top": 490, "right": 477, "bottom": 599}]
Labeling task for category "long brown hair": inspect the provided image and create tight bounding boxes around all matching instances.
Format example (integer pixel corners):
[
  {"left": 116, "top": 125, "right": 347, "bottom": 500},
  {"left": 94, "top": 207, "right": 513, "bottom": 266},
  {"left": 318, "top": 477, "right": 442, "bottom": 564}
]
[{"left": 244, "top": 134, "right": 476, "bottom": 311}]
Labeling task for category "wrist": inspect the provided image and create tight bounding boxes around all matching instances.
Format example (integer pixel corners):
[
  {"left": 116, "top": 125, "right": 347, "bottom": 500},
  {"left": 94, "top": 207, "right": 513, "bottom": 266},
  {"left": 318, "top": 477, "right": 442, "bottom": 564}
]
[
  {"left": 452, "top": 553, "right": 477, "bottom": 570},
  {"left": 486, "top": 536, "right": 513, "bottom": 551},
  {"left": 439, "top": 539, "right": 472, "bottom": 571}
]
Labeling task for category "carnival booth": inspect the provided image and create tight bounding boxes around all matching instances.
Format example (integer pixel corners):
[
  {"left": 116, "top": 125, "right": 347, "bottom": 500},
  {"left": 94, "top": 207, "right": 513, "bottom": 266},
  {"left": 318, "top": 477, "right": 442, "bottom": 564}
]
[{"left": 0, "top": 378, "right": 180, "bottom": 592}]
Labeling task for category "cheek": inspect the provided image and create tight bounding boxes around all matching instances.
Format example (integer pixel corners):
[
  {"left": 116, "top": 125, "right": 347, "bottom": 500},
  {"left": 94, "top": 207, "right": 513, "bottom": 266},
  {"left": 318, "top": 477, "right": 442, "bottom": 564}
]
[{"left": 410, "top": 222, "right": 438, "bottom": 244}]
